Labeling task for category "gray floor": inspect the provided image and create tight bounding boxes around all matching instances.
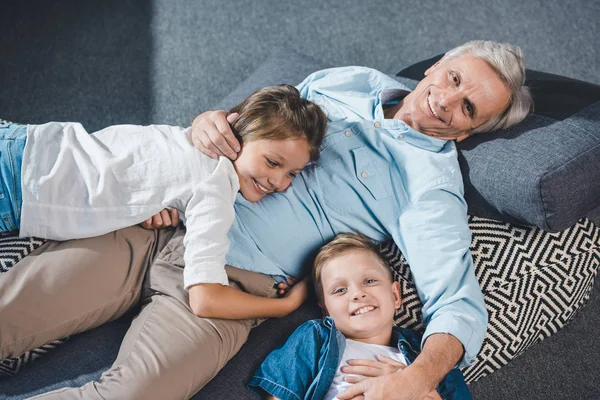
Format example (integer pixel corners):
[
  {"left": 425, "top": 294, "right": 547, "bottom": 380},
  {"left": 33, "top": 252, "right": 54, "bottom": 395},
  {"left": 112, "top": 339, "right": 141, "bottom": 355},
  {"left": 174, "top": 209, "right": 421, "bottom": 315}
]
[{"left": 1, "top": 1, "right": 600, "bottom": 399}]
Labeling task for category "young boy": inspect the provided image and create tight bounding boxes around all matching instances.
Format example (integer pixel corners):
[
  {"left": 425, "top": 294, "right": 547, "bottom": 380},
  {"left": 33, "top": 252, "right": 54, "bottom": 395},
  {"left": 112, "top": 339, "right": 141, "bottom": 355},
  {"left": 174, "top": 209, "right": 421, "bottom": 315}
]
[{"left": 248, "top": 233, "right": 471, "bottom": 400}]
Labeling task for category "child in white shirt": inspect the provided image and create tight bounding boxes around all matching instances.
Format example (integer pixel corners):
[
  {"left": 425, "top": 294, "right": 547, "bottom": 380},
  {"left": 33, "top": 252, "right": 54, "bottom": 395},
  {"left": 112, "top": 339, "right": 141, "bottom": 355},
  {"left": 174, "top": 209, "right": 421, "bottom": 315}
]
[{"left": 0, "top": 84, "right": 326, "bottom": 317}]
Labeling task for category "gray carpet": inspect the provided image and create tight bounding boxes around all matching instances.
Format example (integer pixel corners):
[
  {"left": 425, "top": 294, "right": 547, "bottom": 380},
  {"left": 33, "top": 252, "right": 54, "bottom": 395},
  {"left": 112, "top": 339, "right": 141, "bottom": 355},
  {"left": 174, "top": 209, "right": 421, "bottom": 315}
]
[{"left": 1, "top": 1, "right": 599, "bottom": 399}]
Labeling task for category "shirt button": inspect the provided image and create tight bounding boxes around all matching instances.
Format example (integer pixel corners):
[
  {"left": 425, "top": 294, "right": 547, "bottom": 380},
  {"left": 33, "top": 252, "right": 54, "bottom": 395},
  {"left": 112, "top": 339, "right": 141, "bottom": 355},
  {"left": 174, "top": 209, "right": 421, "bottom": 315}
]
[
  {"left": 374, "top": 122, "right": 381, "bottom": 128},
  {"left": 361, "top": 171, "right": 368, "bottom": 178},
  {"left": 344, "top": 130, "right": 352, "bottom": 137},
  {"left": 398, "top": 133, "right": 404, "bottom": 139}
]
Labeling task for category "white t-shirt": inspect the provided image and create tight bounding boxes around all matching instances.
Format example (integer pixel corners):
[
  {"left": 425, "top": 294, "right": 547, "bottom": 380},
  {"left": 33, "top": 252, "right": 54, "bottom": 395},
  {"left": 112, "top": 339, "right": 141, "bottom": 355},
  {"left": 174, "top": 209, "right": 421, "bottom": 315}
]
[
  {"left": 324, "top": 338, "right": 408, "bottom": 400},
  {"left": 20, "top": 122, "right": 240, "bottom": 288}
]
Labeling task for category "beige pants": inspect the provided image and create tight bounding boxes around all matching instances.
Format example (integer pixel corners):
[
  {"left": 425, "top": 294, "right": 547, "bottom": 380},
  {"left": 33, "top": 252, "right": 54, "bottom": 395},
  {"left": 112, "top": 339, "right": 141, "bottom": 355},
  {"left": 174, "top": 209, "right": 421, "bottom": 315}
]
[{"left": 0, "top": 226, "right": 277, "bottom": 399}]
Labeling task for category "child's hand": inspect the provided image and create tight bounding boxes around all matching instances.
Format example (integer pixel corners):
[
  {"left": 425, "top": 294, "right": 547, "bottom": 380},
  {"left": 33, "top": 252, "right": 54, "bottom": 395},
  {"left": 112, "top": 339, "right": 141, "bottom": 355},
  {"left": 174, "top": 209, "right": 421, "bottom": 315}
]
[
  {"left": 140, "top": 209, "right": 180, "bottom": 230},
  {"left": 275, "top": 277, "right": 298, "bottom": 297},
  {"left": 282, "top": 278, "right": 309, "bottom": 311}
]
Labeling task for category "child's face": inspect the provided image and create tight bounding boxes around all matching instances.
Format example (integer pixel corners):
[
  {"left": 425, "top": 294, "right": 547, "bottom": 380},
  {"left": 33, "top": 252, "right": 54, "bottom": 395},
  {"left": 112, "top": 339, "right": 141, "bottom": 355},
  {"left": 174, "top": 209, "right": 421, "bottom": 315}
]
[
  {"left": 320, "top": 249, "right": 401, "bottom": 345},
  {"left": 233, "top": 138, "right": 311, "bottom": 202}
]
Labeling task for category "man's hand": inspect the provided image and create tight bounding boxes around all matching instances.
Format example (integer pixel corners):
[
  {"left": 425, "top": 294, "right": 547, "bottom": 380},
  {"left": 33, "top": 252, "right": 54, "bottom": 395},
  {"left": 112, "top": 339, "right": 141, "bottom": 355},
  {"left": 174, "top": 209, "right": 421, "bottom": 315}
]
[
  {"left": 140, "top": 209, "right": 180, "bottom": 230},
  {"left": 337, "top": 365, "right": 441, "bottom": 400},
  {"left": 338, "top": 332, "right": 463, "bottom": 400},
  {"left": 190, "top": 110, "right": 240, "bottom": 160}
]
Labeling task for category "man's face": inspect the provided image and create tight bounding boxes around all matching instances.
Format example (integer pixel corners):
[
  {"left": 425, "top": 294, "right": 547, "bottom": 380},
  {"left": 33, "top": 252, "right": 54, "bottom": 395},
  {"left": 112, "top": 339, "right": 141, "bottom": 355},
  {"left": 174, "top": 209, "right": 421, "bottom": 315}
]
[
  {"left": 394, "top": 54, "right": 511, "bottom": 141},
  {"left": 320, "top": 249, "right": 401, "bottom": 345}
]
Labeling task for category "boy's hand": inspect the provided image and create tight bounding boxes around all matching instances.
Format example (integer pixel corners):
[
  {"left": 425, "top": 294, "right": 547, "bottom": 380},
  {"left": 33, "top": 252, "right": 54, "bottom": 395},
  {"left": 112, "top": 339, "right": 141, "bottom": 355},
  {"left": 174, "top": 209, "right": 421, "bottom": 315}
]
[
  {"left": 190, "top": 111, "right": 240, "bottom": 160},
  {"left": 140, "top": 209, "right": 180, "bottom": 230},
  {"left": 282, "top": 278, "right": 309, "bottom": 311}
]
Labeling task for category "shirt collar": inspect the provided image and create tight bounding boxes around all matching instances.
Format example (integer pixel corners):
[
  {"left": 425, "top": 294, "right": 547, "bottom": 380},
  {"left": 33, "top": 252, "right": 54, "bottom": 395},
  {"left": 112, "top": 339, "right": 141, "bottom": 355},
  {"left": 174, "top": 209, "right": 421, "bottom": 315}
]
[{"left": 374, "top": 88, "right": 448, "bottom": 153}]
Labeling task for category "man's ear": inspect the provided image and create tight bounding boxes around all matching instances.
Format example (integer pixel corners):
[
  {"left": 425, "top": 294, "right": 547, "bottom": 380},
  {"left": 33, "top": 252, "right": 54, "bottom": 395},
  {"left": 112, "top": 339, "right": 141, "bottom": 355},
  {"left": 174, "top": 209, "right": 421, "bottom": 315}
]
[
  {"left": 424, "top": 59, "right": 443, "bottom": 76},
  {"left": 392, "top": 281, "right": 402, "bottom": 309}
]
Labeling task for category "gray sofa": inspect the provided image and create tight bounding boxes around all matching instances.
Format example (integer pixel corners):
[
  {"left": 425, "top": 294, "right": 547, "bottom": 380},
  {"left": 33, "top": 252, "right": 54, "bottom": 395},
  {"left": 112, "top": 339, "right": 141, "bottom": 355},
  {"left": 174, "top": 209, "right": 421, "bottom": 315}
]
[{"left": 1, "top": 48, "right": 599, "bottom": 399}]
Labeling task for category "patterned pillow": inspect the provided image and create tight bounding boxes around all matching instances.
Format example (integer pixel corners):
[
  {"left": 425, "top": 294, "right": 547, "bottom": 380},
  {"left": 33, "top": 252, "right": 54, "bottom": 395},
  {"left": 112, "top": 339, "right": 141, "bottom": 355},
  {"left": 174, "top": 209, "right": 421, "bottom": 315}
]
[
  {"left": 1, "top": 218, "right": 599, "bottom": 382},
  {"left": 0, "top": 232, "right": 65, "bottom": 378},
  {"left": 386, "top": 216, "right": 600, "bottom": 383}
]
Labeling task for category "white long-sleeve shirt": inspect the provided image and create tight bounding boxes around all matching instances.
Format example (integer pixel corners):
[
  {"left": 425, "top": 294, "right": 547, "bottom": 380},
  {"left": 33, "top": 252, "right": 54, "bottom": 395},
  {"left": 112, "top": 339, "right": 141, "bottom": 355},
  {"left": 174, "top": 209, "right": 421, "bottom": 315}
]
[{"left": 21, "top": 122, "right": 239, "bottom": 288}]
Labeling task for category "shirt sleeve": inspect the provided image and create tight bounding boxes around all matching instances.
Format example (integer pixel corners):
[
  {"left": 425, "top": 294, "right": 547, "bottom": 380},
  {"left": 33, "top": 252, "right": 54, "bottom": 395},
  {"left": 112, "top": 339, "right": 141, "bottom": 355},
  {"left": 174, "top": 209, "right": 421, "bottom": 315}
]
[
  {"left": 247, "top": 320, "right": 321, "bottom": 400},
  {"left": 394, "top": 183, "right": 488, "bottom": 368},
  {"left": 296, "top": 66, "right": 404, "bottom": 121},
  {"left": 182, "top": 157, "right": 238, "bottom": 289}
]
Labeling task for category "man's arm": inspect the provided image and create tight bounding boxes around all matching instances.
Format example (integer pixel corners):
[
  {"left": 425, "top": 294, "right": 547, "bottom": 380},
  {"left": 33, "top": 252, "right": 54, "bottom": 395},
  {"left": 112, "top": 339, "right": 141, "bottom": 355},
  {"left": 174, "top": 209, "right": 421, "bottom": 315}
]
[
  {"left": 396, "top": 185, "right": 488, "bottom": 368},
  {"left": 337, "top": 334, "right": 461, "bottom": 400},
  {"left": 403, "top": 333, "right": 464, "bottom": 394},
  {"left": 189, "top": 67, "right": 402, "bottom": 159}
]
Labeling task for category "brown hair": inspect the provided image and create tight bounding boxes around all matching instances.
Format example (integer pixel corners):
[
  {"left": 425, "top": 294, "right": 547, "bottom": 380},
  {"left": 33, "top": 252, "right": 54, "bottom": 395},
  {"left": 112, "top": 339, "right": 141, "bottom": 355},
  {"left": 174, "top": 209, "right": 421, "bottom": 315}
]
[
  {"left": 312, "top": 233, "right": 393, "bottom": 304},
  {"left": 229, "top": 84, "right": 327, "bottom": 162}
]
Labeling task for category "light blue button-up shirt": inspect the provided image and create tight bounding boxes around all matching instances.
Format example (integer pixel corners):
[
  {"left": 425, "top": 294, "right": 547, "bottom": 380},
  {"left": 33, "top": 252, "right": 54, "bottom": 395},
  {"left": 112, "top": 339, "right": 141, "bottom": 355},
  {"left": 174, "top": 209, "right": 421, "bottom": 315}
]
[{"left": 226, "top": 66, "right": 488, "bottom": 366}]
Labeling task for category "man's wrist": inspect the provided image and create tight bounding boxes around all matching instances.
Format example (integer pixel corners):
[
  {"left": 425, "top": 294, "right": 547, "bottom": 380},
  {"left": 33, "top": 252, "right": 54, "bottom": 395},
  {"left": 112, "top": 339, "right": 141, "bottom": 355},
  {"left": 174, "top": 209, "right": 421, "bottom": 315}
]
[
  {"left": 410, "top": 333, "right": 464, "bottom": 390},
  {"left": 402, "top": 363, "right": 438, "bottom": 395}
]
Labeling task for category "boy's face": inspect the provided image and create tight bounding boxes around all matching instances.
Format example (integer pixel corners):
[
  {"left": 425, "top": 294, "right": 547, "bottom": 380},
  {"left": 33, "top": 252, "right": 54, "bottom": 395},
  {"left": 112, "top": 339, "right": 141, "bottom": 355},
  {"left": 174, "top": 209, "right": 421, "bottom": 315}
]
[
  {"left": 320, "top": 249, "right": 401, "bottom": 345},
  {"left": 233, "top": 138, "right": 310, "bottom": 202}
]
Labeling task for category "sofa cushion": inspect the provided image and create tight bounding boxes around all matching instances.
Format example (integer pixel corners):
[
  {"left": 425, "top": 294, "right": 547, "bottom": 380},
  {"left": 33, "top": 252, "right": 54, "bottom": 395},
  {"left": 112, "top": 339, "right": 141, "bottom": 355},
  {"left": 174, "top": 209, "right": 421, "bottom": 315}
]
[{"left": 396, "top": 55, "right": 600, "bottom": 232}]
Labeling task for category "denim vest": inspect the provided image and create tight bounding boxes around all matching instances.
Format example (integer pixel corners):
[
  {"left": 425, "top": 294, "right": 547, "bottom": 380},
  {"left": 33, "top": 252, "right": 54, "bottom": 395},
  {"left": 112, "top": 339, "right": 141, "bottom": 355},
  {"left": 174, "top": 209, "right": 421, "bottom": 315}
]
[{"left": 248, "top": 317, "right": 471, "bottom": 400}]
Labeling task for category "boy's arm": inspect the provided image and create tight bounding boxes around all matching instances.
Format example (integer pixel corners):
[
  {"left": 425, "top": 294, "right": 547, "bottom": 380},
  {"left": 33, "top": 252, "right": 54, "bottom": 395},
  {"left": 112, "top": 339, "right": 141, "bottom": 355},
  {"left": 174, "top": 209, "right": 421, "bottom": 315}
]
[
  {"left": 188, "top": 279, "right": 308, "bottom": 319},
  {"left": 248, "top": 320, "right": 321, "bottom": 400}
]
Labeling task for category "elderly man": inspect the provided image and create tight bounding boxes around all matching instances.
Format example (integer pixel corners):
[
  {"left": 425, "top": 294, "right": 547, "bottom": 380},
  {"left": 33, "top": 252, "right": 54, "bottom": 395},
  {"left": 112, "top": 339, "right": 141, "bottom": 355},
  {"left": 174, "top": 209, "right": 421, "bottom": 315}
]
[
  {"left": 0, "top": 40, "right": 531, "bottom": 400},
  {"left": 190, "top": 40, "right": 532, "bottom": 399}
]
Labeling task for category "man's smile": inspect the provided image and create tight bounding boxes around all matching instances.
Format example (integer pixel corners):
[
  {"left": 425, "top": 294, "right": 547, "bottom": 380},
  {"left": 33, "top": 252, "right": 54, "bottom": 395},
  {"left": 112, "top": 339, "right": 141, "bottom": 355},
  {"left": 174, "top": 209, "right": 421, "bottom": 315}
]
[{"left": 427, "top": 92, "right": 445, "bottom": 124}]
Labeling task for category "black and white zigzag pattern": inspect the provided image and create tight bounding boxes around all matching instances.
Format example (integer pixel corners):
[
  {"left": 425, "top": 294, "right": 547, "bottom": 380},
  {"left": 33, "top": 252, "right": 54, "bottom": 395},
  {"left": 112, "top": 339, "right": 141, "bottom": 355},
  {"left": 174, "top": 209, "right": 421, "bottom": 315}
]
[
  {"left": 0, "top": 233, "right": 46, "bottom": 274},
  {"left": 1, "top": 216, "right": 598, "bottom": 382},
  {"left": 0, "top": 339, "right": 69, "bottom": 377},
  {"left": 0, "top": 232, "right": 61, "bottom": 378},
  {"left": 382, "top": 216, "right": 600, "bottom": 384}
]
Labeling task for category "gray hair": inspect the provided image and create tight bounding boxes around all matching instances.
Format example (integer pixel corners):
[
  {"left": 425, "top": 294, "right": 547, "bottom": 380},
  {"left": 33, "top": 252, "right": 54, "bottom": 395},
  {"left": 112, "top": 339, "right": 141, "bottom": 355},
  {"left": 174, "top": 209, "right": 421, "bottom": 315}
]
[{"left": 441, "top": 40, "right": 533, "bottom": 133}]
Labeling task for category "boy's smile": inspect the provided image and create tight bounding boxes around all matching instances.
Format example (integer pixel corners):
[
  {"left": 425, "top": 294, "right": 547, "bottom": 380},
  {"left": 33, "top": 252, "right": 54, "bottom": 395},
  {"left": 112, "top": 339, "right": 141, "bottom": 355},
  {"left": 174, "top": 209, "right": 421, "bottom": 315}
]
[{"left": 320, "top": 249, "right": 401, "bottom": 345}]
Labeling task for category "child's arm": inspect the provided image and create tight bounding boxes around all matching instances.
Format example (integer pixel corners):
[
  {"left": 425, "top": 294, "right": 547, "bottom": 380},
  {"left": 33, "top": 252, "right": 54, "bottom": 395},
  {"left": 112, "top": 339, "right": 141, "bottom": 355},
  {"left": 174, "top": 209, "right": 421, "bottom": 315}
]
[
  {"left": 248, "top": 320, "right": 321, "bottom": 400},
  {"left": 188, "top": 278, "right": 308, "bottom": 319}
]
